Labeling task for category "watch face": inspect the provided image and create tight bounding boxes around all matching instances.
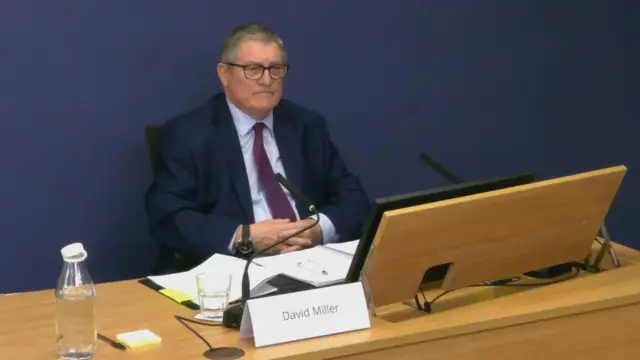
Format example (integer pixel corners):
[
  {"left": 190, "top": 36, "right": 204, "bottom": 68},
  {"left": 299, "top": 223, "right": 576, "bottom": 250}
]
[{"left": 237, "top": 239, "right": 253, "bottom": 254}]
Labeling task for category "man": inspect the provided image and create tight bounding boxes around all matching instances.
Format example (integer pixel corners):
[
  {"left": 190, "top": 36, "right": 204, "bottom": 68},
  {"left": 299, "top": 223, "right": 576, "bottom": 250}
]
[{"left": 145, "top": 23, "right": 370, "bottom": 272}]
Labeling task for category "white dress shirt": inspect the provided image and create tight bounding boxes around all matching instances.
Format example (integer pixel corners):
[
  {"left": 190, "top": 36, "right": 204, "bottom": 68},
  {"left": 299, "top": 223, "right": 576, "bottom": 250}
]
[{"left": 226, "top": 99, "right": 338, "bottom": 252}]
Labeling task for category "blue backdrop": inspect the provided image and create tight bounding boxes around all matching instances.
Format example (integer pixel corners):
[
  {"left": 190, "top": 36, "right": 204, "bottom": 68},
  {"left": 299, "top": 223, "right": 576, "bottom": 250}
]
[{"left": 1, "top": 1, "right": 638, "bottom": 293}]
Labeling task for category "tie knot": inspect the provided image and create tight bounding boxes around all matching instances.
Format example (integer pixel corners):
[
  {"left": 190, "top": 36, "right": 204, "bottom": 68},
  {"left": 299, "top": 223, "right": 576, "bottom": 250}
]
[{"left": 253, "top": 122, "right": 265, "bottom": 134}]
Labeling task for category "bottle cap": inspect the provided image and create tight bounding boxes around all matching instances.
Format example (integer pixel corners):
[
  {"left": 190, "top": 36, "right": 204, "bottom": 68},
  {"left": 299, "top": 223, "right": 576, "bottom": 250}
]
[{"left": 61, "top": 242, "right": 88, "bottom": 262}]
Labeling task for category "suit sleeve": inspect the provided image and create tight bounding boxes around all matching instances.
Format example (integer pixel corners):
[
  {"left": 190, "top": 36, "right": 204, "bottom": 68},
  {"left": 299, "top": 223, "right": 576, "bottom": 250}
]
[
  {"left": 314, "top": 118, "right": 371, "bottom": 242},
  {"left": 144, "top": 124, "right": 239, "bottom": 262}
]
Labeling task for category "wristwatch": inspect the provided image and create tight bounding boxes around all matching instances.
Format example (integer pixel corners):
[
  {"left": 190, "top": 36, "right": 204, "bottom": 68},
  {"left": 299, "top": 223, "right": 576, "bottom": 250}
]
[{"left": 235, "top": 224, "right": 253, "bottom": 255}]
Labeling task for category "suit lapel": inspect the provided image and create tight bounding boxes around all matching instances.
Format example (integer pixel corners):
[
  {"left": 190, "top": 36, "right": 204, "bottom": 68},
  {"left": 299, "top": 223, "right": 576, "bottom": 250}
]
[
  {"left": 212, "top": 96, "right": 254, "bottom": 223},
  {"left": 273, "top": 106, "right": 309, "bottom": 218}
]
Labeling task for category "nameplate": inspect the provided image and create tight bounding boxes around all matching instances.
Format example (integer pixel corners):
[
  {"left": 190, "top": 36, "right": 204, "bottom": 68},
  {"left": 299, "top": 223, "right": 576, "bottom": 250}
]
[{"left": 239, "top": 282, "right": 371, "bottom": 347}]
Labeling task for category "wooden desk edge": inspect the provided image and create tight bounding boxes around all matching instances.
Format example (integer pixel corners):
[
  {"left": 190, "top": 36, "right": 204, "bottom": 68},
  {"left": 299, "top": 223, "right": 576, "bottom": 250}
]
[
  {"left": 277, "top": 295, "right": 640, "bottom": 360},
  {"left": 267, "top": 263, "right": 640, "bottom": 360}
]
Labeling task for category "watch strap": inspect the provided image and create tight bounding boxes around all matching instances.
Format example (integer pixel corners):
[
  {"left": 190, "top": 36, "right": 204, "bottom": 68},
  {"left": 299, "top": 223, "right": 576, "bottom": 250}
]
[
  {"left": 241, "top": 223, "right": 249, "bottom": 243},
  {"left": 236, "top": 224, "right": 253, "bottom": 255}
]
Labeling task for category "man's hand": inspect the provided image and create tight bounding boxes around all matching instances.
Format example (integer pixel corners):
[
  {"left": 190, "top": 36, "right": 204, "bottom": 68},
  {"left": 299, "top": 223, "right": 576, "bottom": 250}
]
[
  {"left": 276, "top": 218, "right": 323, "bottom": 254},
  {"left": 244, "top": 219, "right": 313, "bottom": 255}
]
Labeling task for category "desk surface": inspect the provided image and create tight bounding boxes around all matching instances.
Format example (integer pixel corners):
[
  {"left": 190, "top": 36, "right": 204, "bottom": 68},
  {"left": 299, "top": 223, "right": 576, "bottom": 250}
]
[{"left": 2, "top": 242, "right": 640, "bottom": 360}]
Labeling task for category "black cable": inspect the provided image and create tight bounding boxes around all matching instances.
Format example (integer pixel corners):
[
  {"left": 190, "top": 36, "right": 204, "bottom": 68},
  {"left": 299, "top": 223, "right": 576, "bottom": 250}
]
[
  {"left": 499, "top": 268, "right": 580, "bottom": 287},
  {"left": 416, "top": 233, "right": 605, "bottom": 313},
  {"left": 414, "top": 294, "right": 421, "bottom": 309},
  {"left": 416, "top": 267, "right": 581, "bottom": 313},
  {"left": 420, "top": 289, "right": 455, "bottom": 313},
  {"left": 174, "top": 315, "right": 221, "bottom": 351},
  {"left": 414, "top": 287, "right": 431, "bottom": 311}
]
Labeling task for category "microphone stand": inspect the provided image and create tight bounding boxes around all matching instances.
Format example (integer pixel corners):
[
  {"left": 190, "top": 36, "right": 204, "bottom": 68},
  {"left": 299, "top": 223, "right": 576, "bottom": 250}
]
[
  {"left": 419, "top": 153, "right": 461, "bottom": 184},
  {"left": 222, "top": 206, "right": 319, "bottom": 330}
]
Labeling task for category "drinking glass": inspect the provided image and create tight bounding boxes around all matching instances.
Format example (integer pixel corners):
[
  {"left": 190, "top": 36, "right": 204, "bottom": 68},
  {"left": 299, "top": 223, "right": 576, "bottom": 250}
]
[{"left": 195, "top": 271, "right": 232, "bottom": 321}]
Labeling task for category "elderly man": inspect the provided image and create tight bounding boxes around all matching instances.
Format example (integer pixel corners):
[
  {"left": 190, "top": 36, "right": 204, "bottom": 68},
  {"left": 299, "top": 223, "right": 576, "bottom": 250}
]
[{"left": 145, "top": 23, "right": 370, "bottom": 272}]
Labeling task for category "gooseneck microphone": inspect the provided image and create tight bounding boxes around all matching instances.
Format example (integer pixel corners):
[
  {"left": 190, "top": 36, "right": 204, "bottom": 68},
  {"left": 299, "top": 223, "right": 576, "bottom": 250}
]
[
  {"left": 274, "top": 173, "right": 316, "bottom": 213},
  {"left": 222, "top": 173, "right": 319, "bottom": 329},
  {"left": 419, "top": 153, "right": 462, "bottom": 184},
  {"left": 418, "top": 151, "right": 574, "bottom": 279}
]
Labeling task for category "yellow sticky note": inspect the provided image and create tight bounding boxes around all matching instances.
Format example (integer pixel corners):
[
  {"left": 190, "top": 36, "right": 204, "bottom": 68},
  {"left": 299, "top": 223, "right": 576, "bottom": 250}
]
[
  {"left": 116, "top": 329, "right": 161, "bottom": 349},
  {"left": 159, "top": 288, "right": 193, "bottom": 303}
]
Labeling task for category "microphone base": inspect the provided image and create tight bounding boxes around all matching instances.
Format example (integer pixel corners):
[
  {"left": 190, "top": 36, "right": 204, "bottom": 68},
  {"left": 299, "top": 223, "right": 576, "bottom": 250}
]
[
  {"left": 222, "top": 303, "right": 244, "bottom": 330},
  {"left": 203, "top": 347, "right": 245, "bottom": 359}
]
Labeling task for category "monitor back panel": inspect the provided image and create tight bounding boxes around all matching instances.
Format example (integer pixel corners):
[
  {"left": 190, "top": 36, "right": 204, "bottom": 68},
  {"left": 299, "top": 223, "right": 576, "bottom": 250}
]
[{"left": 361, "top": 165, "right": 626, "bottom": 308}]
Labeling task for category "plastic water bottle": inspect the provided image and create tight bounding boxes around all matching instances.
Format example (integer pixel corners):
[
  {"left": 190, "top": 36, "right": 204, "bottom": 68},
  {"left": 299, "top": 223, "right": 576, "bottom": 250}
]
[{"left": 55, "top": 243, "right": 97, "bottom": 360}]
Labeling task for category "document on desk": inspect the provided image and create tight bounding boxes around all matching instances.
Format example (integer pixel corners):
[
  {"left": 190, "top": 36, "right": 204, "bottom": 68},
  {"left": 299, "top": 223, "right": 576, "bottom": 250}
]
[
  {"left": 143, "top": 239, "right": 360, "bottom": 306},
  {"left": 324, "top": 239, "right": 359, "bottom": 256},
  {"left": 146, "top": 254, "right": 279, "bottom": 303},
  {"left": 252, "top": 240, "right": 359, "bottom": 287}
]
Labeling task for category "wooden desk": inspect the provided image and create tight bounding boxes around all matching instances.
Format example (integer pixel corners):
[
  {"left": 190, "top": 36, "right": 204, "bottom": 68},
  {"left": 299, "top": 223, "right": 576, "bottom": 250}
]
[{"left": 2, "top": 242, "right": 640, "bottom": 359}]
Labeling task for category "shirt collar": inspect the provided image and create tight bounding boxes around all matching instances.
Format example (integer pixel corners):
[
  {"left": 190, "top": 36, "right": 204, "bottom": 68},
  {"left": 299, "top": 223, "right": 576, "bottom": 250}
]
[{"left": 226, "top": 98, "right": 274, "bottom": 136}]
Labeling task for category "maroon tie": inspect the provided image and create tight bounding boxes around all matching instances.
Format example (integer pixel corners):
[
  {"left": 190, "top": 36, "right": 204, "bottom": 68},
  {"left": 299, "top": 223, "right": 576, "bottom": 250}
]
[{"left": 252, "top": 123, "right": 297, "bottom": 221}]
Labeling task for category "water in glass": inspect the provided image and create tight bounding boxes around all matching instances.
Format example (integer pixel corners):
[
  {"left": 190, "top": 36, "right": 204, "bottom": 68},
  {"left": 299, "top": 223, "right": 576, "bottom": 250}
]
[{"left": 196, "top": 272, "right": 232, "bottom": 321}]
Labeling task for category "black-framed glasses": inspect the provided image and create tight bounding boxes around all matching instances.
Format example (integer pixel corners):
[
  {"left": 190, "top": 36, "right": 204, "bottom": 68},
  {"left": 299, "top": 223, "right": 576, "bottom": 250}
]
[{"left": 224, "top": 62, "right": 289, "bottom": 80}]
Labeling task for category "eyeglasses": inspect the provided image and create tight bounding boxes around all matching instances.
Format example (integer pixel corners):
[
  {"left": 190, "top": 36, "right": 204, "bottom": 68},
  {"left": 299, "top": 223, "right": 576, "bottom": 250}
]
[{"left": 224, "top": 63, "right": 289, "bottom": 80}]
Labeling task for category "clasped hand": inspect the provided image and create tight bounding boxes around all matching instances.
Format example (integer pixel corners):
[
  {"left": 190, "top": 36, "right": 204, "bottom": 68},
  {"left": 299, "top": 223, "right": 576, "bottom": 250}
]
[{"left": 249, "top": 218, "right": 320, "bottom": 254}]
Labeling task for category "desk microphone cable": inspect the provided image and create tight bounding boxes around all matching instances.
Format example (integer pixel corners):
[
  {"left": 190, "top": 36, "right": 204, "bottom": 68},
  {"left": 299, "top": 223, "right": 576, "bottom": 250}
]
[
  {"left": 174, "top": 315, "right": 221, "bottom": 351},
  {"left": 174, "top": 315, "right": 246, "bottom": 359},
  {"left": 416, "top": 267, "right": 581, "bottom": 313}
]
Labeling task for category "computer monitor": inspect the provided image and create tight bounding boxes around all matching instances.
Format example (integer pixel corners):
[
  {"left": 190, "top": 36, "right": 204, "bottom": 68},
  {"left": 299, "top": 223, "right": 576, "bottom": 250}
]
[{"left": 345, "top": 172, "right": 536, "bottom": 283}]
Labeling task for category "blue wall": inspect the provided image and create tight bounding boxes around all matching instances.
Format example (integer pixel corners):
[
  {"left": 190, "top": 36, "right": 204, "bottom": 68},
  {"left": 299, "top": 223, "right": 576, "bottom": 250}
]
[{"left": 1, "top": 1, "right": 638, "bottom": 293}]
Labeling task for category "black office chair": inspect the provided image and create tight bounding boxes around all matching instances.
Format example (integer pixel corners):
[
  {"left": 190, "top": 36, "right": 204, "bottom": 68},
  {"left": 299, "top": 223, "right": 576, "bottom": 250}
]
[
  {"left": 143, "top": 124, "right": 195, "bottom": 274},
  {"left": 144, "top": 124, "right": 164, "bottom": 170}
]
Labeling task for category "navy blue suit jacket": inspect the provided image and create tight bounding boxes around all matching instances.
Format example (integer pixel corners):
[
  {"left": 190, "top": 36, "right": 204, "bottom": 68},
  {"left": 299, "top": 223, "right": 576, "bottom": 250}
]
[{"left": 144, "top": 93, "right": 370, "bottom": 270}]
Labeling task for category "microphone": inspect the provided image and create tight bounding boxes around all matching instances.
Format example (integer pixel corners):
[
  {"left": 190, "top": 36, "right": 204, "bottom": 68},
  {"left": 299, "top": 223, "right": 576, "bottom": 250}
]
[
  {"left": 419, "top": 153, "right": 461, "bottom": 184},
  {"left": 418, "top": 151, "right": 573, "bottom": 279},
  {"left": 222, "top": 173, "right": 319, "bottom": 329},
  {"left": 274, "top": 173, "right": 316, "bottom": 214}
]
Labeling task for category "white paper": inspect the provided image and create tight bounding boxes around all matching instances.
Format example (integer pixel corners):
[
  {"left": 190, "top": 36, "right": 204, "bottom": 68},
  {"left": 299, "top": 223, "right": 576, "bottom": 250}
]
[
  {"left": 147, "top": 254, "right": 279, "bottom": 302},
  {"left": 243, "top": 282, "right": 371, "bottom": 347},
  {"left": 325, "top": 239, "right": 360, "bottom": 256},
  {"left": 252, "top": 245, "right": 354, "bottom": 287}
]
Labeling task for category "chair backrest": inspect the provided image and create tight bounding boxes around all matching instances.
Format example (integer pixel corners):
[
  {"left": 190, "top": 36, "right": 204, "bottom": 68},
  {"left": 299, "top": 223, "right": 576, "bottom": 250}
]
[
  {"left": 144, "top": 124, "right": 164, "bottom": 168},
  {"left": 144, "top": 124, "right": 186, "bottom": 274}
]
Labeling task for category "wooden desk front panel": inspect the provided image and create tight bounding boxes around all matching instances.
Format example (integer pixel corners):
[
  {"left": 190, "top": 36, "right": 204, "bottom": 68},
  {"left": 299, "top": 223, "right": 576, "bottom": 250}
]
[{"left": 338, "top": 302, "right": 640, "bottom": 360}]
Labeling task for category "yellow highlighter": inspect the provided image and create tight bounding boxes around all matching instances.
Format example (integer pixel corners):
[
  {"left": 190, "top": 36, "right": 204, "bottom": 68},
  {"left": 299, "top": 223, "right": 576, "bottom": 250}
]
[{"left": 116, "top": 329, "right": 162, "bottom": 349}]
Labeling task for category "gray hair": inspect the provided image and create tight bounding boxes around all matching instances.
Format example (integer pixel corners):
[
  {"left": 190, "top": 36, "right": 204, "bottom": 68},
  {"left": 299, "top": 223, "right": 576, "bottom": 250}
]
[{"left": 220, "top": 23, "right": 287, "bottom": 63}]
